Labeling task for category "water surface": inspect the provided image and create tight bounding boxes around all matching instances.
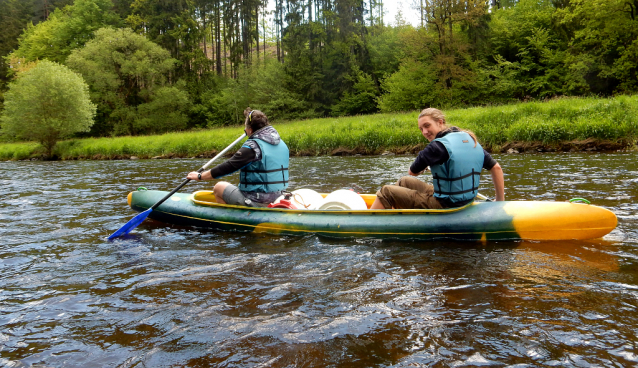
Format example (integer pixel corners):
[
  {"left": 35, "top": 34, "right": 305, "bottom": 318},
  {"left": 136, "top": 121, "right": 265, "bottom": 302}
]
[{"left": 1, "top": 153, "right": 637, "bottom": 367}]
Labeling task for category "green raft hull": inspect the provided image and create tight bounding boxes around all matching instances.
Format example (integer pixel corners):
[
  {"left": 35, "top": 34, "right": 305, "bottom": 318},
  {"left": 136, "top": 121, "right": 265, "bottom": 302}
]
[{"left": 127, "top": 190, "right": 617, "bottom": 241}]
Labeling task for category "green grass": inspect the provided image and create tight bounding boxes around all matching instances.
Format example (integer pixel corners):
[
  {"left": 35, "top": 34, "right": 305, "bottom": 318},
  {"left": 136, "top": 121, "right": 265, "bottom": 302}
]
[
  {"left": 0, "top": 141, "right": 41, "bottom": 160},
  {"left": 53, "top": 129, "right": 247, "bottom": 160},
  {"left": 2, "top": 95, "right": 637, "bottom": 161},
  {"left": 453, "top": 95, "right": 638, "bottom": 147}
]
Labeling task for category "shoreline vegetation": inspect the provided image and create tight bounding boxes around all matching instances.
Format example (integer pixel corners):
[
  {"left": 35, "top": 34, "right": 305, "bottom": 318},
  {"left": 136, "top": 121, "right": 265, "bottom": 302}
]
[{"left": 2, "top": 96, "right": 637, "bottom": 161}]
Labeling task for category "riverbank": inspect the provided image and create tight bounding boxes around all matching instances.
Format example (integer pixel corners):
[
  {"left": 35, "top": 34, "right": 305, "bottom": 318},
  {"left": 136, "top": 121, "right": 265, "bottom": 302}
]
[{"left": 2, "top": 95, "right": 637, "bottom": 161}]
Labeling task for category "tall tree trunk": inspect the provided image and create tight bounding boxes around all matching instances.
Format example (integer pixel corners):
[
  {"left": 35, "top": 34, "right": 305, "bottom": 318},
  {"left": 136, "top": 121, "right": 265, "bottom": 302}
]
[
  {"left": 255, "top": 2, "right": 260, "bottom": 64},
  {"left": 224, "top": 0, "right": 228, "bottom": 77},
  {"left": 202, "top": 8, "right": 208, "bottom": 66},
  {"left": 216, "top": 0, "right": 222, "bottom": 75}
]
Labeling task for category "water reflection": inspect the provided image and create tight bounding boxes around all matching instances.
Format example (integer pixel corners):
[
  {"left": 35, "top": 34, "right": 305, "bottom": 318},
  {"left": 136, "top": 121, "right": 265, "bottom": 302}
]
[{"left": 1, "top": 153, "right": 638, "bottom": 366}]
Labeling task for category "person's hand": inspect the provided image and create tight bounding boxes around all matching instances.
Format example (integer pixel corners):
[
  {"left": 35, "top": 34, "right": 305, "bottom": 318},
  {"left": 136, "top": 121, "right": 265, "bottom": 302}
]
[
  {"left": 408, "top": 166, "right": 429, "bottom": 176},
  {"left": 187, "top": 171, "right": 201, "bottom": 180}
]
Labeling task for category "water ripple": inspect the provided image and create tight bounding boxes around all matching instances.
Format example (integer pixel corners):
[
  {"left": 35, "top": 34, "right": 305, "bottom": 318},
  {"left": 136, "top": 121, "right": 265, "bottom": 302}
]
[{"left": 1, "top": 153, "right": 638, "bottom": 366}]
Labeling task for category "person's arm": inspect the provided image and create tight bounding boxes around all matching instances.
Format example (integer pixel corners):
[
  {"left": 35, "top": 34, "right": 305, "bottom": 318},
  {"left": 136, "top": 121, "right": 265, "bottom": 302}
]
[
  {"left": 187, "top": 147, "right": 256, "bottom": 181},
  {"left": 409, "top": 142, "right": 449, "bottom": 176},
  {"left": 490, "top": 162, "right": 505, "bottom": 201},
  {"left": 408, "top": 167, "right": 425, "bottom": 176}
]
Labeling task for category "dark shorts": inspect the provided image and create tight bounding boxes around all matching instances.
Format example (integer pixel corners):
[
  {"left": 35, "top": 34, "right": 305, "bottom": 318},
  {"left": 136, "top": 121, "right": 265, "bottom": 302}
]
[
  {"left": 375, "top": 176, "right": 445, "bottom": 210},
  {"left": 222, "top": 184, "right": 282, "bottom": 208}
]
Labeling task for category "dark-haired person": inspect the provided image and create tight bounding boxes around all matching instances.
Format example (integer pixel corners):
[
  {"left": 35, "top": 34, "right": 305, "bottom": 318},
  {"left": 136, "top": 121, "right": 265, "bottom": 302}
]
[
  {"left": 187, "top": 108, "right": 290, "bottom": 207},
  {"left": 370, "top": 107, "right": 504, "bottom": 210}
]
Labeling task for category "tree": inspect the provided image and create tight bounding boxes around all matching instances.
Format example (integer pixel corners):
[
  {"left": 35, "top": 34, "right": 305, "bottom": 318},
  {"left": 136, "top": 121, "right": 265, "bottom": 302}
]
[
  {"left": 0, "top": 60, "right": 96, "bottom": 157},
  {"left": 203, "top": 57, "right": 314, "bottom": 127},
  {"left": 6, "top": 0, "right": 120, "bottom": 66},
  {"left": 488, "top": 0, "right": 570, "bottom": 98},
  {"left": 66, "top": 27, "right": 190, "bottom": 136},
  {"left": 555, "top": 0, "right": 638, "bottom": 94},
  {"left": 377, "top": 59, "right": 437, "bottom": 112},
  {"left": 0, "top": 0, "right": 35, "bottom": 89},
  {"left": 332, "top": 66, "right": 379, "bottom": 116}
]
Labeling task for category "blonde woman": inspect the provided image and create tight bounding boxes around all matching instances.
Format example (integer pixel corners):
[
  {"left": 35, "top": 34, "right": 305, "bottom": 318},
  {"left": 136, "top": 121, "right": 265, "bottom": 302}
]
[{"left": 370, "top": 108, "right": 504, "bottom": 209}]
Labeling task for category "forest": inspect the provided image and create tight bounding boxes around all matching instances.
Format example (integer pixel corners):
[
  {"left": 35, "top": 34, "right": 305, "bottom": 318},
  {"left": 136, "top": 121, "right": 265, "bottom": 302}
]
[{"left": 0, "top": 0, "right": 637, "bottom": 139}]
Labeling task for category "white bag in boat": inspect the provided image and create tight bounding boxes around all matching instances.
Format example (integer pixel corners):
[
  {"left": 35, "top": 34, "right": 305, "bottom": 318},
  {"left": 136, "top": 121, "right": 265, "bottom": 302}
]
[
  {"left": 317, "top": 189, "right": 367, "bottom": 210},
  {"left": 272, "top": 189, "right": 324, "bottom": 210},
  {"left": 291, "top": 189, "right": 325, "bottom": 210}
]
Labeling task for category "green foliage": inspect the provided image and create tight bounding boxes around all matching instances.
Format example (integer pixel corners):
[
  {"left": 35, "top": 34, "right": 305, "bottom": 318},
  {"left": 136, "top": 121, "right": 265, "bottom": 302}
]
[
  {"left": 452, "top": 96, "right": 638, "bottom": 148},
  {"left": 0, "top": 60, "right": 96, "bottom": 157},
  {"left": 0, "top": 0, "right": 34, "bottom": 87},
  {"left": 66, "top": 27, "right": 190, "bottom": 136},
  {"left": 127, "top": 0, "right": 209, "bottom": 79},
  {"left": 331, "top": 66, "right": 379, "bottom": 116},
  {"left": 240, "top": 59, "right": 316, "bottom": 121},
  {"left": 135, "top": 86, "right": 191, "bottom": 133},
  {"left": 0, "top": 141, "right": 40, "bottom": 160},
  {"left": 488, "top": 0, "right": 570, "bottom": 98},
  {"left": 476, "top": 55, "right": 524, "bottom": 103},
  {"left": 6, "top": 0, "right": 120, "bottom": 66},
  {"left": 367, "top": 26, "right": 404, "bottom": 80},
  {"left": 2, "top": 96, "right": 638, "bottom": 160},
  {"left": 202, "top": 58, "right": 315, "bottom": 127},
  {"left": 4, "top": 0, "right": 638, "bottom": 136},
  {"left": 556, "top": 0, "right": 638, "bottom": 94},
  {"left": 377, "top": 59, "right": 437, "bottom": 112},
  {"left": 53, "top": 127, "right": 255, "bottom": 160}
]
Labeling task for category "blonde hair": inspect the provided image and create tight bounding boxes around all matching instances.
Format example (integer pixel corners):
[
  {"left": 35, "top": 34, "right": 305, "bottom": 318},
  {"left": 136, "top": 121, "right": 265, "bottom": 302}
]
[
  {"left": 418, "top": 108, "right": 446, "bottom": 123},
  {"left": 418, "top": 108, "right": 478, "bottom": 147}
]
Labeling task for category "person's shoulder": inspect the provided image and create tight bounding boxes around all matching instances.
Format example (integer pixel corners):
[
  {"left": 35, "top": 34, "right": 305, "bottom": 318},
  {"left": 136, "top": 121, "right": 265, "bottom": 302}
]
[
  {"left": 243, "top": 140, "right": 259, "bottom": 150},
  {"left": 420, "top": 140, "right": 446, "bottom": 156}
]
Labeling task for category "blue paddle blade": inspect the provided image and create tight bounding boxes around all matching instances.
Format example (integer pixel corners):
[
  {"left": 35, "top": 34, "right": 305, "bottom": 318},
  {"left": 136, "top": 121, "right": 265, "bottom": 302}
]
[{"left": 108, "top": 208, "right": 152, "bottom": 240}]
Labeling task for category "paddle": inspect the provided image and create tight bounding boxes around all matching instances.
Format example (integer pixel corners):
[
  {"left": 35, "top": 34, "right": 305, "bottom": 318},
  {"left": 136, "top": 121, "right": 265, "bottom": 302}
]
[{"left": 108, "top": 133, "right": 247, "bottom": 240}]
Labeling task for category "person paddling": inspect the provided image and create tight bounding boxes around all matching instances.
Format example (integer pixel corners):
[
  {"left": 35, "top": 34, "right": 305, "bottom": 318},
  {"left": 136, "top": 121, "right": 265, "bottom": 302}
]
[
  {"left": 187, "top": 108, "right": 290, "bottom": 207},
  {"left": 370, "top": 108, "right": 504, "bottom": 210}
]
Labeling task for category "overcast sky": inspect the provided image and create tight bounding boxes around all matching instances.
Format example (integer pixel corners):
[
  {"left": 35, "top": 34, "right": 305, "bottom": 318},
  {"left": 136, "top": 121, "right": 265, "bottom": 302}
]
[
  {"left": 384, "top": 0, "right": 420, "bottom": 26},
  {"left": 265, "top": 1, "right": 420, "bottom": 27}
]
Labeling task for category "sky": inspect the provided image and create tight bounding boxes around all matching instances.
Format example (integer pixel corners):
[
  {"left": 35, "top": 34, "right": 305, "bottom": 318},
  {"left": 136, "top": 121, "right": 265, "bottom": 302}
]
[
  {"left": 265, "top": 1, "right": 420, "bottom": 27},
  {"left": 384, "top": 0, "right": 420, "bottom": 26}
]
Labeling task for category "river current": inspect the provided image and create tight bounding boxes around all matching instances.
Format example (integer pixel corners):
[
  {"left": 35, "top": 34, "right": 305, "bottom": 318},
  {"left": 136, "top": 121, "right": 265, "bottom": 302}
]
[{"left": 1, "top": 152, "right": 637, "bottom": 367}]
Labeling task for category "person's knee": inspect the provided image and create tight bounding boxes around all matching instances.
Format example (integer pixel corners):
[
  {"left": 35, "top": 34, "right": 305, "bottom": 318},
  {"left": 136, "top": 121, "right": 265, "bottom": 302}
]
[
  {"left": 376, "top": 187, "right": 393, "bottom": 209},
  {"left": 213, "top": 181, "right": 229, "bottom": 202},
  {"left": 213, "top": 181, "right": 228, "bottom": 193},
  {"left": 396, "top": 176, "right": 413, "bottom": 186}
]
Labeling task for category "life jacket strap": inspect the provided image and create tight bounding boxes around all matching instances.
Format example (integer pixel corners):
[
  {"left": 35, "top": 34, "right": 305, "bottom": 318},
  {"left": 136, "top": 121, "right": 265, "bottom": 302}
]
[
  {"left": 434, "top": 168, "right": 480, "bottom": 196},
  {"left": 240, "top": 165, "right": 288, "bottom": 186},
  {"left": 241, "top": 167, "right": 289, "bottom": 174},
  {"left": 435, "top": 187, "right": 479, "bottom": 195},
  {"left": 433, "top": 171, "right": 480, "bottom": 182}
]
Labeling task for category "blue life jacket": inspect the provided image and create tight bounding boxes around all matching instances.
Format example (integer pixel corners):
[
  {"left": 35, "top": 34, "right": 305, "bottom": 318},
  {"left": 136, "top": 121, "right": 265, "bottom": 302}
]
[
  {"left": 430, "top": 131, "right": 484, "bottom": 204},
  {"left": 239, "top": 137, "right": 289, "bottom": 193}
]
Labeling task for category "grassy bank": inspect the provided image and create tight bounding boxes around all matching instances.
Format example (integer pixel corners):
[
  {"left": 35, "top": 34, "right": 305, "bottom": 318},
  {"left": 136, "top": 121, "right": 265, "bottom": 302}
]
[{"left": 2, "top": 95, "right": 638, "bottom": 161}]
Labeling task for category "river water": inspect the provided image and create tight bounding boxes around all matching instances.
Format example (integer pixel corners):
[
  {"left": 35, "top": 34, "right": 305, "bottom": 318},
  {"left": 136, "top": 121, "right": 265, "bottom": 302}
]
[{"left": 1, "top": 152, "right": 637, "bottom": 367}]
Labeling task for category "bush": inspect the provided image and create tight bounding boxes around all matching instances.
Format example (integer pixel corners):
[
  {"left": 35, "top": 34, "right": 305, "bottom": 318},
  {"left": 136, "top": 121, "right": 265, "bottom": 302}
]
[
  {"left": 1, "top": 60, "right": 96, "bottom": 157},
  {"left": 331, "top": 67, "right": 379, "bottom": 116},
  {"left": 377, "top": 59, "right": 437, "bottom": 112}
]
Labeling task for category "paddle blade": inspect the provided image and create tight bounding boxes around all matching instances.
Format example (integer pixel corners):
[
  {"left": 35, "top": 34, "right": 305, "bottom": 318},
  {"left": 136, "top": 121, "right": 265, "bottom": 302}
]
[{"left": 108, "top": 208, "right": 152, "bottom": 240}]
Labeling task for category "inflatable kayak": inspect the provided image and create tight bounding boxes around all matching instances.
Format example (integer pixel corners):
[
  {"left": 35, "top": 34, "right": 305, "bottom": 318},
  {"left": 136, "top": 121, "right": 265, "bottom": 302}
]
[{"left": 124, "top": 189, "right": 617, "bottom": 241}]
